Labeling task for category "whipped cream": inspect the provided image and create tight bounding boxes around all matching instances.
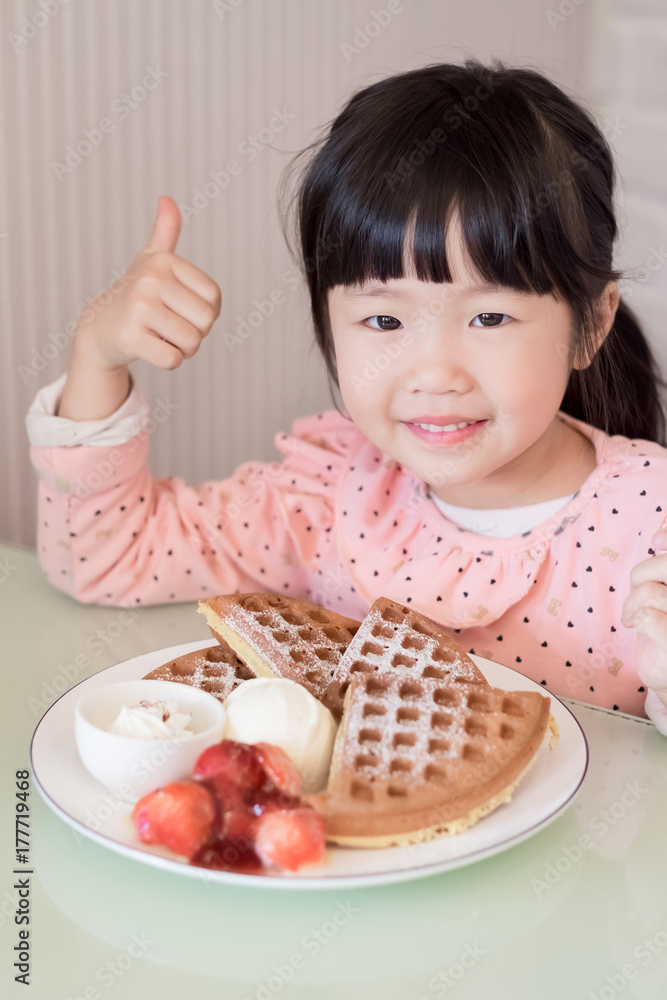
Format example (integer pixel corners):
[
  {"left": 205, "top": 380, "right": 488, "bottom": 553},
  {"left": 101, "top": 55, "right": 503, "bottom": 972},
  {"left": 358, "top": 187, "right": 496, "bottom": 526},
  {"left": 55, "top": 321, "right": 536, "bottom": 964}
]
[{"left": 107, "top": 699, "right": 194, "bottom": 740}]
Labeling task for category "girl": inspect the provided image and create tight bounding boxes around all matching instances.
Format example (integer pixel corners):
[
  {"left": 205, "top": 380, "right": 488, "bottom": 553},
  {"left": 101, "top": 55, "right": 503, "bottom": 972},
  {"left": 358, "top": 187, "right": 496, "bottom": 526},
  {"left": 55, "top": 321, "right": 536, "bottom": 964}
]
[{"left": 26, "top": 58, "right": 667, "bottom": 733}]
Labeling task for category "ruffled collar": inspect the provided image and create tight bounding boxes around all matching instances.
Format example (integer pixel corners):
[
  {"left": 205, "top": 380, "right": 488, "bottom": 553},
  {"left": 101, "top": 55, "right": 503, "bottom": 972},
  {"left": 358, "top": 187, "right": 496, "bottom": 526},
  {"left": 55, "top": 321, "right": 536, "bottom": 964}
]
[{"left": 335, "top": 410, "right": 634, "bottom": 628}]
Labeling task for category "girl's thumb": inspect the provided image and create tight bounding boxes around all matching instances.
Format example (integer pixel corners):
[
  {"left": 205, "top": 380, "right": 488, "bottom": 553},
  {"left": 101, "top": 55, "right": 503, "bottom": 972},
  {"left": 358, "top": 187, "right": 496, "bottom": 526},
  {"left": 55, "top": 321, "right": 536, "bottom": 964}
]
[{"left": 145, "top": 194, "right": 182, "bottom": 254}]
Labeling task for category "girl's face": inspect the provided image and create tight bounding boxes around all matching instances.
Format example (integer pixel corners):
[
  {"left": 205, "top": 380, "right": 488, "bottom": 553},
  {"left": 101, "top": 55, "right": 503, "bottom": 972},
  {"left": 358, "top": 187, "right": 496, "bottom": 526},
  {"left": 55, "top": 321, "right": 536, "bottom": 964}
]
[{"left": 327, "top": 216, "right": 599, "bottom": 508}]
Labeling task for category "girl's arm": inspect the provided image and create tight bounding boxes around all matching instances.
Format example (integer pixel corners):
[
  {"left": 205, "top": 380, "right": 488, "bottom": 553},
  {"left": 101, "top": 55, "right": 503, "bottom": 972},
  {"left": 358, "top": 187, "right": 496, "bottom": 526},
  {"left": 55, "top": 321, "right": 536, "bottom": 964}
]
[
  {"left": 56, "top": 329, "right": 131, "bottom": 421},
  {"left": 27, "top": 378, "right": 354, "bottom": 607}
]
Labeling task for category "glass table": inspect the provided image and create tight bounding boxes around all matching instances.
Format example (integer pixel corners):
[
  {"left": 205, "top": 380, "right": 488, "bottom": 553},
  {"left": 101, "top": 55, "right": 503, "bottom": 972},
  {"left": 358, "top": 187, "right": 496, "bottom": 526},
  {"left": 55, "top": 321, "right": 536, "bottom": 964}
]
[{"left": 1, "top": 541, "right": 666, "bottom": 999}]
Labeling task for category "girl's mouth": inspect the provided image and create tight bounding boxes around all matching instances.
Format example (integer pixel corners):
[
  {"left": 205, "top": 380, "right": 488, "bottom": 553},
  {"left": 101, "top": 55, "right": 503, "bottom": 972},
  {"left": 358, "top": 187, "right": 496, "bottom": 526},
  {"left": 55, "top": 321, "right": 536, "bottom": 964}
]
[{"left": 403, "top": 419, "right": 488, "bottom": 445}]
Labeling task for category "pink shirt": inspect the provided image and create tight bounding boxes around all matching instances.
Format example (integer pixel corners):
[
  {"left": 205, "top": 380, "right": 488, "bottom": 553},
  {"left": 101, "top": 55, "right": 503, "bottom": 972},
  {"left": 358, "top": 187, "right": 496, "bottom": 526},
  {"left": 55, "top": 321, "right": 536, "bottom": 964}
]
[{"left": 26, "top": 375, "right": 667, "bottom": 723}]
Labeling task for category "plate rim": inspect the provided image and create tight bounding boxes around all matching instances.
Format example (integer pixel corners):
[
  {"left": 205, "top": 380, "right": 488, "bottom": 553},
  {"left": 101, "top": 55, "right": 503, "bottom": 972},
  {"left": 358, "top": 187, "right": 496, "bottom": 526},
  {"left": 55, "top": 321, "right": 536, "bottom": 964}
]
[{"left": 30, "top": 640, "right": 589, "bottom": 890}]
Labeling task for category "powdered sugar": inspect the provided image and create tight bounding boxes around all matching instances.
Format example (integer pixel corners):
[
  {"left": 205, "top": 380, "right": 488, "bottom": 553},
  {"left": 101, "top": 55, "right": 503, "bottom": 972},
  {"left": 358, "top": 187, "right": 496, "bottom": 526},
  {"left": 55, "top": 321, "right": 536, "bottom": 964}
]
[
  {"left": 323, "top": 597, "right": 487, "bottom": 719},
  {"left": 220, "top": 593, "right": 361, "bottom": 698},
  {"left": 144, "top": 645, "right": 255, "bottom": 703},
  {"left": 327, "top": 669, "right": 547, "bottom": 823}
]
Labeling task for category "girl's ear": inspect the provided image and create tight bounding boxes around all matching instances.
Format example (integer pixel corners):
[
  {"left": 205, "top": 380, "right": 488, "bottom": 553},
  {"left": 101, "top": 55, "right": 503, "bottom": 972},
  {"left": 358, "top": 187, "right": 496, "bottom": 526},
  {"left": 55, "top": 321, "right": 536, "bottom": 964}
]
[{"left": 572, "top": 281, "right": 620, "bottom": 370}]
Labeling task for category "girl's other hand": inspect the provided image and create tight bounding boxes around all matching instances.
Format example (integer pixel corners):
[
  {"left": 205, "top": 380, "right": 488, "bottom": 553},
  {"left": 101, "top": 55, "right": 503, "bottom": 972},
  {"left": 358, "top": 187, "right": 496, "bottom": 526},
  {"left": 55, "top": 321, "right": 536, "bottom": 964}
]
[
  {"left": 74, "top": 194, "right": 222, "bottom": 371},
  {"left": 623, "top": 532, "right": 667, "bottom": 696}
]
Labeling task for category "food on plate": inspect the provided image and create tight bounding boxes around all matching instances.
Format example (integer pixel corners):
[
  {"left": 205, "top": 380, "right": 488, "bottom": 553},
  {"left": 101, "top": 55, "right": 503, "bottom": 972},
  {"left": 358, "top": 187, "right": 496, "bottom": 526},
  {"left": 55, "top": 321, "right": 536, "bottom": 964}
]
[
  {"left": 107, "top": 699, "right": 194, "bottom": 740},
  {"left": 132, "top": 780, "right": 216, "bottom": 856},
  {"left": 196, "top": 592, "right": 361, "bottom": 702},
  {"left": 321, "top": 671, "right": 559, "bottom": 847},
  {"left": 129, "top": 592, "right": 560, "bottom": 872},
  {"left": 321, "top": 596, "right": 489, "bottom": 721},
  {"left": 221, "top": 677, "right": 338, "bottom": 793},
  {"left": 143, "top": 640, "right": 257, "bottom": 703},
  {"left": 75, "top": 679, "right": 226, "bottom": 803},
  {"left": 131, "top": 739, "right": 326, "bottom": 874},
  {"left": 254, "top": 807, "right": 326, "bottom": 871},
  {"left": 253, "top": 742, "right": 303, "bottom": 796}
]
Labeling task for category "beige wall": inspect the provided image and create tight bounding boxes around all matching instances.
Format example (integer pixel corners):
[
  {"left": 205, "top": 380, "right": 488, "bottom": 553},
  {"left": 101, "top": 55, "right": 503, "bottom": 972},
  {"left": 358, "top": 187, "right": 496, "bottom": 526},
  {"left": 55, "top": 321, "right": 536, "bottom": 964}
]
[
  {"left": 586, "top": 0, "right": 667, "bottom": 378},
  {"left": 2, "top": 0, "right": 655, "bottom": 547}
]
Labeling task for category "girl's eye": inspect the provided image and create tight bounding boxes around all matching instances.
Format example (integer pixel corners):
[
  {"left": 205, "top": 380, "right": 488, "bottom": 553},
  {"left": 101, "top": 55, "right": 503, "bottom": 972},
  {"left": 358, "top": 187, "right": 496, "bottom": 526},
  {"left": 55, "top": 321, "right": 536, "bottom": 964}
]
[
  {"left": 470, "top": 312, "right": 512, "bottom": 328},
  {"left": 363, "top": 315, "right": 403, "bottom": 331}
]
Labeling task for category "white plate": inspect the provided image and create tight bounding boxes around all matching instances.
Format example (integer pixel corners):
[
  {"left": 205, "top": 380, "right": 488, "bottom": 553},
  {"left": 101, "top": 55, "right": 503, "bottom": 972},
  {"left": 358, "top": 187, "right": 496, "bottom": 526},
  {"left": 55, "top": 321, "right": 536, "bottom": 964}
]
[{"left": 31, "top": 639, "right": 588, "bottom": 890}]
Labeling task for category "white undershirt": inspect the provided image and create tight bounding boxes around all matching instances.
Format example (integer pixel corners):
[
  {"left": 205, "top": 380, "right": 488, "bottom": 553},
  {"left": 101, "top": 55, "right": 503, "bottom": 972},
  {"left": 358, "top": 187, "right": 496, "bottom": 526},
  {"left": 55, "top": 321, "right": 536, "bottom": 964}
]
[{"left": 428, "top": 490, "right": 576, "bottom": 537}]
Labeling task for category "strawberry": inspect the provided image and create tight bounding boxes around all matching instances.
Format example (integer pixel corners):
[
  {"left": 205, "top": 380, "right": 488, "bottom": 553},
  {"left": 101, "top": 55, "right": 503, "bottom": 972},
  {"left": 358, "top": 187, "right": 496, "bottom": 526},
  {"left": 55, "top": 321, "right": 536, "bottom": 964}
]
[
  {"left": 253, "top": 743, "right": 303, "bottom": 796},
  {"left": 254, "top": 807, "right": 326, "bottom": 872},
  {"left": 131, "top": 781, "right": 216, "bottom": 857},
  {"left": 194, "top": 740, "right": 266, "bottom": 805},
  {"left": 132, "top": 795, "right": 161, "bottom": 845}
]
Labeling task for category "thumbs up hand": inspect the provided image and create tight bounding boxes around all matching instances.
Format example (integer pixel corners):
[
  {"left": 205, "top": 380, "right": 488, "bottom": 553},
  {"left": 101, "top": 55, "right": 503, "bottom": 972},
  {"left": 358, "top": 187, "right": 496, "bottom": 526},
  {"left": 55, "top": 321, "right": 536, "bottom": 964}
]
[{"left": 75, "top": 195, "right": 222, "bottom": 371}]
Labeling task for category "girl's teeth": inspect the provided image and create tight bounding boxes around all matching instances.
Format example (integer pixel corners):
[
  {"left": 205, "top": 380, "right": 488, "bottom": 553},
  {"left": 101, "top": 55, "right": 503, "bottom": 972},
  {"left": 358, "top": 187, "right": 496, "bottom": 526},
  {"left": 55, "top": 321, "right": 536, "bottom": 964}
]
[{"left": 416, "top": 421, "right": 472, "bottom": 432}]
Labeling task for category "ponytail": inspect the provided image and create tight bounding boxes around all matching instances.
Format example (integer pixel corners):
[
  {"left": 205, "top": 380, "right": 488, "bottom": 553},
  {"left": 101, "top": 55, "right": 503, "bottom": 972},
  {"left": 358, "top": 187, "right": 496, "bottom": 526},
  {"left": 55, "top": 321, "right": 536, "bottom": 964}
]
[{"left": 561, "top": 296, "right": 667, "bottom": 445}]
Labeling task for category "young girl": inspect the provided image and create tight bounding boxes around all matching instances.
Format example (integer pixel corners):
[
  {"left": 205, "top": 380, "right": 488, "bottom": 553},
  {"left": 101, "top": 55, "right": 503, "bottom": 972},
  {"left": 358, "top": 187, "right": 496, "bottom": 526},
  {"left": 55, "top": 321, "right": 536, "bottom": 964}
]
[{"left": 26, "top": 58, "right": 667, "bottom": 734}]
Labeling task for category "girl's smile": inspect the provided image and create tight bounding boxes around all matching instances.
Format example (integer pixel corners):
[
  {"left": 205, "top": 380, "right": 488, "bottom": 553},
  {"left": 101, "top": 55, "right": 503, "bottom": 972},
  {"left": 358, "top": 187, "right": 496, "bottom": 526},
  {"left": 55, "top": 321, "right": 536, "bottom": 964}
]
[{"left": 403, "top": 417, "right": 488, "bottom": 446}]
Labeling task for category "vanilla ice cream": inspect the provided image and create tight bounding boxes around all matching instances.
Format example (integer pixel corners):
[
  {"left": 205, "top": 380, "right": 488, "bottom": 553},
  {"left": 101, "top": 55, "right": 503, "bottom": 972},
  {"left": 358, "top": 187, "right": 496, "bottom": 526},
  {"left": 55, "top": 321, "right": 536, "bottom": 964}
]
[
  {"left": 107, "top": 699, "right": 194, "bottom": 740},
  {"left": 222, "top": 678, "right": 338, "bottom": 793}
]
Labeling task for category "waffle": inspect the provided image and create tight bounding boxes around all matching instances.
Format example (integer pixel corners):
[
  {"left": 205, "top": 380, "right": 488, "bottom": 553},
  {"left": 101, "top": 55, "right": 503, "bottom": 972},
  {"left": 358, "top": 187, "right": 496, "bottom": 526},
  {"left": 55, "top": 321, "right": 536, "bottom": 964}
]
[
  {"left": 197, "top": 593, "right": 362, "bottom": 703},
  {"left": 142, "top": 640, "right": 257, "bottom": 703},
  {"left": 321, "top": 597, "right": 488, "bottom": 721},
  {"left": 322, "top": 671, "right": 558, "bottom": 847}
]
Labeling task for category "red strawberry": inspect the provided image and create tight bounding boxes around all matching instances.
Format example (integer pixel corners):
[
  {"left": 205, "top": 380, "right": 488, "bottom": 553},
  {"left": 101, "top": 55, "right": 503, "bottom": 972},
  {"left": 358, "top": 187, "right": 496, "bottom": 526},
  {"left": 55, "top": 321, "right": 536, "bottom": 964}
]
[
  {"left": 132, "top": 795, "right": 161, "bottom": 844},
  {"left": 131, "top": 781, "right": 216, "bottom": 857},
  {"left": 254, "top": 807, "right": 326, "bottom": 872},
  {"left": 253, "top": 743, "right": 303, "bottom": 796},
  {"left": 194, "top": 740, "right": 267, "bottom": 804},
  {"left": 224, "top": 804, "right": 259, "bottom": 840}
]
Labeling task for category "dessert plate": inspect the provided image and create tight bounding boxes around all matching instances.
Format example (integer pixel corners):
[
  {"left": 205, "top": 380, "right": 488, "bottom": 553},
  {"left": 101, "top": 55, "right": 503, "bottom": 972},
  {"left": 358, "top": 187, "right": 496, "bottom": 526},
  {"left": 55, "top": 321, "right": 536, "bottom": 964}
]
[{"left": 31, "top": 639, "right": 588, "bottom": 890}]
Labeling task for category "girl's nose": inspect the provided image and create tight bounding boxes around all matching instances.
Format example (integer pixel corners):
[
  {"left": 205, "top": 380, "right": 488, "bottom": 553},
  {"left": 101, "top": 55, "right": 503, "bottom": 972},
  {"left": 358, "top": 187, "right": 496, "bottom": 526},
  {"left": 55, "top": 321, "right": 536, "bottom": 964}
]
[{"left": 403, "top": 338, "right": 474, "bottom": 395}]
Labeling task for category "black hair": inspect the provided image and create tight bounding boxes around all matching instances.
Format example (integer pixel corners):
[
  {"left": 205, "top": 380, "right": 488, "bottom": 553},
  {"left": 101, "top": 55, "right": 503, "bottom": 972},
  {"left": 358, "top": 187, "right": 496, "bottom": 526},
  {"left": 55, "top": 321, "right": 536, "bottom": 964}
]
[{"left": 277, "top": 57, "right": 666, "bottom": 444}]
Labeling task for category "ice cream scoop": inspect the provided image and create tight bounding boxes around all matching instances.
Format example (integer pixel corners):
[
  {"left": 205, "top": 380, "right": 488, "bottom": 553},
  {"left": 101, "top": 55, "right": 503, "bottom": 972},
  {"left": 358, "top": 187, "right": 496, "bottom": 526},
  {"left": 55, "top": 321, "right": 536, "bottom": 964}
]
[{"left": 222, "top": 678, "right": 338, "bottom": 793}]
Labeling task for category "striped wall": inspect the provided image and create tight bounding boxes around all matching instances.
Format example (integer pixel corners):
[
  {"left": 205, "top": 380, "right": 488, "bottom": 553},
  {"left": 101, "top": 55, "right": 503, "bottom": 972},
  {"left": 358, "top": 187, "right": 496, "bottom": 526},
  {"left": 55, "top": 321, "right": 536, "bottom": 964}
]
[{"left": 3, "top": 0, "right": 647, "bottom": 547}]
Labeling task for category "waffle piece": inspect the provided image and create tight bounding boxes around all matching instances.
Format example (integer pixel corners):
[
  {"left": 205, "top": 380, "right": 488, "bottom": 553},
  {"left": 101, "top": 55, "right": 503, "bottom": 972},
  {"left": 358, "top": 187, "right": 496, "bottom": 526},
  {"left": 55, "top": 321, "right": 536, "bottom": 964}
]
[
  {"left": 321, "top": 597, "right": 488, "bottom": 721},
  {"left": 322, "top": 672, "right": 558, "bottom": 847},
  {"left": 197, "top": 593, "right": 361, "bottom": 703},
  {"left": 143, "top": 641, "right": 257, "bottom": 703}
]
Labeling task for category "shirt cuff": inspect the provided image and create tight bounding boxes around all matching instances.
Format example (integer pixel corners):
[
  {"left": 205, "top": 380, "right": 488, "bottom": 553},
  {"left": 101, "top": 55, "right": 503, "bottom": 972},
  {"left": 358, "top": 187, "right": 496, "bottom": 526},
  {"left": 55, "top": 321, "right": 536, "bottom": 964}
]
[
  {"left": 25, "top": 371, "right": 151, "bottom": 447},
  {"left": 644, "top": 688, "right": 667, "bottom": 736}
]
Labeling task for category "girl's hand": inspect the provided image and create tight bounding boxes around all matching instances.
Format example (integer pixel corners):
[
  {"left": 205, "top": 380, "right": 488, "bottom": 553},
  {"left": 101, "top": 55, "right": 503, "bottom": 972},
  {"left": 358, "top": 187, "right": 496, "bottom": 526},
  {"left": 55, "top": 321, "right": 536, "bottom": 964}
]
[
  {"left": 74, "top": 194, "right": 222, "bottom": 371},
  {"left": 622, "top": 532, "right": 667, "bottom": 698}
]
